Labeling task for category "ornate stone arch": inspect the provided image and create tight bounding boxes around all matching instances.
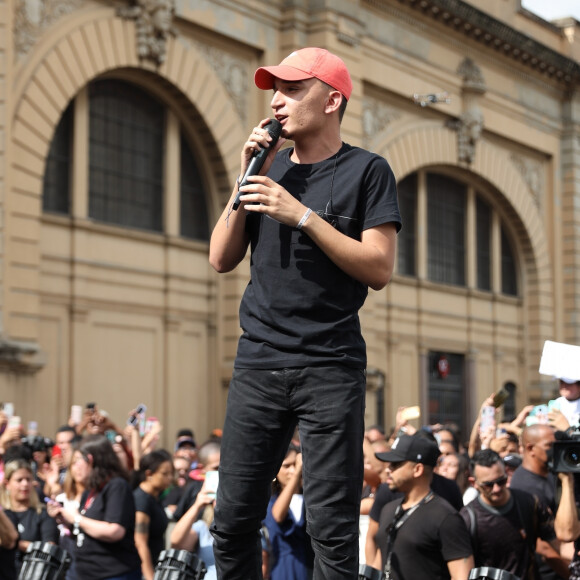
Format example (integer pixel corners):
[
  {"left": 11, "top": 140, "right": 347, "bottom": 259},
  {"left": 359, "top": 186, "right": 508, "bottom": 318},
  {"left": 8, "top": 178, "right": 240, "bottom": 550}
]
[
  {"left": 374, "top": 123, "right": 553, "bottom": 372},
  {"left": 11, "top": 10, "right": 245, "bottom": 219}
]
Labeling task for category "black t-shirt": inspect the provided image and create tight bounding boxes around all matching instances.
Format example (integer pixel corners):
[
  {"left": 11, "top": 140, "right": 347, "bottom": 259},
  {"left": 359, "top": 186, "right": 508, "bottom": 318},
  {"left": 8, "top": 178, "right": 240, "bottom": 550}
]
[
  {"left": 369, "top": 473, "right": 462, "bottom": 522},
  {"left": 161, "top": 484, "right": 184, "bottom": 508},
  {"left": 0, "top": 546, "right": 16, "bottom": 580},
  {"left": 460, "top": 490, "right": 555, "bottom": 580},
  {"left": 431, "top": 473, "right": 463, "bottom": 511},
  {"left": 509, "top": 466, "right": 557, "bottom": 512},
  {"left": 5, "top": 507, "right": 59, "bottom": 570},
  {"left": 376, "top": 494, "right": 472, "bottom": 580},
  {"left": 369, "top": 484, "right": 402, "bottom": 522},
  {"left": 500, "top": 468, "right": 564, "bottom": 580},
  {"left": 75, "top": 477, "right": 141, "bottom": 580},
  {"left": 0, "top": 510, "right": 19, "bottom": 580},
  {"left": 236, "top": 143, "right": 401, "bottom": 369},
  {"left": 172, "top": 479, "right": 203, "bottom": 521},
  {"left": 133, "top": 486, "right": 169, "bottom": 565}
]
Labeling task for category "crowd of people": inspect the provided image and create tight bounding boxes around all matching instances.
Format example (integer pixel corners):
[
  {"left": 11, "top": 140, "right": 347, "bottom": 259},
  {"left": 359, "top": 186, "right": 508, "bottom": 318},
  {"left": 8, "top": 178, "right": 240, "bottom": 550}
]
[
  {"left": 1, "top": 379, "right": 580, "bottom": 580},
  {"left": 359, "top": 378, "right": 580, "bottom": 580},
  {"left": 0, "top": 403, "right": 228, "bottom": 580}
]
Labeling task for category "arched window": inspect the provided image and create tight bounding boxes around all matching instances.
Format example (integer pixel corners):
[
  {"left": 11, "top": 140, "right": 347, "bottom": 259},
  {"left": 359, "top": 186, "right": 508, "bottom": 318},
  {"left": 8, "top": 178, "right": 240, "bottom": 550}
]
[
  {"left": 88, "top": 80, "right": 164, "bottom": 231},
  {"left": 42, "top": 79, "right": 211, "bottom": 242},
  {"left": 43, "top": 101, "right": 74, "bottom": 214},
  {"left": 395, "top": 169, "right": 519, "bottom": 297}
]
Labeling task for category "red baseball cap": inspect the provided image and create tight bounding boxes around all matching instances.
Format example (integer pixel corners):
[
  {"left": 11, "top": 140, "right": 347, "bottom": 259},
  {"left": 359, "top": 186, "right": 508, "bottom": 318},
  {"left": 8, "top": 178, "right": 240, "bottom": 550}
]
[{"left": 255, "top": 47, "right": 352, "bottom": 101}]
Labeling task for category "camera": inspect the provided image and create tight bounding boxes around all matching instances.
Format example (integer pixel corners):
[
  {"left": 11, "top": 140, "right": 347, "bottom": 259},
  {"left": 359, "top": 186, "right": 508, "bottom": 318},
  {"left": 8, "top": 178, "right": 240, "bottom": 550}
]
[
  {"left": 549, "top": 427, "right": 580, "bottom": 473},
  {"left": 551, "top": 430, "right": 580, "bottom": 473},
  {"left": 21, "top": 434, "right": 53, "bottom": 453}
]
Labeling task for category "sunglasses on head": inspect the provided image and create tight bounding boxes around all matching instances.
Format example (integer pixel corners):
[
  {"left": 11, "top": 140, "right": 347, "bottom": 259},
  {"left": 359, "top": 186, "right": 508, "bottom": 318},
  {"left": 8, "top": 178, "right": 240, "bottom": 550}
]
[{"left": 478, "top": 475, "right": 508, "bottom": 488}]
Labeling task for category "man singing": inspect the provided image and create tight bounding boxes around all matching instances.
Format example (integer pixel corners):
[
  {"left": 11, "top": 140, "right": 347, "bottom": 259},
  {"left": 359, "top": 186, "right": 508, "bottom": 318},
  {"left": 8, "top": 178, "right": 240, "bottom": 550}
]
[{"left": 209, "top": 47, "right": 401, "bottom": 579}]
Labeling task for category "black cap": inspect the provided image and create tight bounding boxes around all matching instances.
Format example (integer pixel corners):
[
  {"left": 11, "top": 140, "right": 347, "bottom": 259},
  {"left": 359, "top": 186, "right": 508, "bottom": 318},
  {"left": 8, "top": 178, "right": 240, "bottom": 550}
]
[
  {"left": 503, "top": 453, "right": 522, "bottom": 469},
  {"left": 175, "top": 436, "right": 196, "bottom": 451},
  {"left": 376, "top": 433, "right": 440, "bottom": 467}
]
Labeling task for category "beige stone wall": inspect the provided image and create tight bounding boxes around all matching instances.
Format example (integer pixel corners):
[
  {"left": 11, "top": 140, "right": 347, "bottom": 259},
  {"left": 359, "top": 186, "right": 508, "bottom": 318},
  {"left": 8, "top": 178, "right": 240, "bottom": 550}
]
[
  {"left": 0, "top": 0, "right": 7, "bottom": 342},
  {"left": 0, "top": 0, "right": 578, "bottom": 445}
]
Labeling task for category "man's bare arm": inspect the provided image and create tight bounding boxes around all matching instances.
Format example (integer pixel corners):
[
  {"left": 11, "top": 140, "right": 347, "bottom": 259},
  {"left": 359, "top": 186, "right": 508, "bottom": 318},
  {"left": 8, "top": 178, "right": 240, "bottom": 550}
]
[
  {"left": 364, "top": 518, "right": 380, "bottom": 569},
  {"left": 447, "top": 555, "right": 474, "bottom": 580},
  {"left": 555, "top": 472, "right": 580, "bottom": 542},
  {"left": 208, "top": 183, "right": 251, "bottom": 273}
]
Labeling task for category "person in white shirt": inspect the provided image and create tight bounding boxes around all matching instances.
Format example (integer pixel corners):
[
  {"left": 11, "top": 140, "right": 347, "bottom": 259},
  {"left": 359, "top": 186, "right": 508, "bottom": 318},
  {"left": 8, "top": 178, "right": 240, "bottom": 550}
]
[{"left": 549, "top": 378, "right": 580, "bottom": 431}]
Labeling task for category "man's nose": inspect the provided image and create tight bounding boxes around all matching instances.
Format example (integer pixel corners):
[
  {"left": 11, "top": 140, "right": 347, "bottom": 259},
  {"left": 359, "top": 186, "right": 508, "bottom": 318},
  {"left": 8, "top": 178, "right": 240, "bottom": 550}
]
[{"left": 271, "top": 90, "right": 283, "bottom": 109}]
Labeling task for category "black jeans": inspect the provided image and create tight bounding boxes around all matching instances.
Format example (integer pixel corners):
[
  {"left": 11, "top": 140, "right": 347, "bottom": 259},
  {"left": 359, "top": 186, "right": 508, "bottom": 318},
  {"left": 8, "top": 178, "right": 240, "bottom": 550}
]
[{"left": 211, "top": 365, "right": 365, "bottom": 580}]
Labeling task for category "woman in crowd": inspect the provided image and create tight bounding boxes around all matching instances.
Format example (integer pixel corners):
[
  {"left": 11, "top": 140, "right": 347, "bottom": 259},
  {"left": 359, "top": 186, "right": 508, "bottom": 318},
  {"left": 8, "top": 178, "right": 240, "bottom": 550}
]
[
  {"left": 263, "top": 444, "right": 313, "bottom": 580},
  {"left": 0, "top": 458, "right": 59, "bottom": 572},
  {"left": 170, "top": 476, "right": 217, "bottom": 579},
  {"left": 435, "top": 451, "right": 470, "bottom": 497},
  {"left": 133, "top": 449, "right": 173, "bottom": 580},
  {"left": 49, "top": 435, "right": 141, "bottom": 580},
  {"left": 49, "top": 445, "right": 91, "bottom": 580}
]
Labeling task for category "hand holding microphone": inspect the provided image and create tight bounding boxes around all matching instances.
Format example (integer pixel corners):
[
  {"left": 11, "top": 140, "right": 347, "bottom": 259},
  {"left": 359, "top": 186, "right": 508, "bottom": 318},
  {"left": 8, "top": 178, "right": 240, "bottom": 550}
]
[{"left": 233, "top": 118, "right": 283, "bottom": 211}]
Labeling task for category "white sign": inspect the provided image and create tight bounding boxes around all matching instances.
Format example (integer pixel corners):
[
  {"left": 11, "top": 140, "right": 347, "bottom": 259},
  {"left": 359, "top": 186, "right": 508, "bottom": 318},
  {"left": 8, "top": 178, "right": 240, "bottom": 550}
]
[{"left": 538, "top": 340, "right": 580, "bottom": 382}]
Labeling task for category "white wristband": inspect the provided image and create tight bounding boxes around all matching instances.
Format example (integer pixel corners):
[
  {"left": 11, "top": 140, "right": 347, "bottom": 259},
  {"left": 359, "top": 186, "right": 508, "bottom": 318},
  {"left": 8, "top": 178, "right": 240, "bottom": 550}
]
[{"left": 296, "top": 208, "right": 312, "bottom": 230}]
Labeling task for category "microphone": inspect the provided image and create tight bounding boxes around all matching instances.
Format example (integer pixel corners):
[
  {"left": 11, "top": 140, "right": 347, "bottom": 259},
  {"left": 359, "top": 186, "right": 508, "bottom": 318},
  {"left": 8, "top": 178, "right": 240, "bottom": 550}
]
[{"left": 232, "top": 118, "right": 282, "bottom": 211}]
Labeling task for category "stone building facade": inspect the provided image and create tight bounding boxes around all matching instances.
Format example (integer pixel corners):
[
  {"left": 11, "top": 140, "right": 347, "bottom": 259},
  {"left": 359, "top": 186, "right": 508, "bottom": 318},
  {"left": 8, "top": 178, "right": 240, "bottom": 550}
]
[{"left": 0, "top": 0, "right": 579, "bottom": 444}]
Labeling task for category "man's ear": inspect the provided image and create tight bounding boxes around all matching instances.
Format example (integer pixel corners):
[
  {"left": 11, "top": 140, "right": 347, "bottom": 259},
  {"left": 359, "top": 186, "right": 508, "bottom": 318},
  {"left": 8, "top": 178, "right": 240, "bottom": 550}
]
[
  {"left": 324, "top": 90, "right": 343, "bottom": 115},
  {"left": 413, "top": 462, "right": 425, "bottom": 478}
]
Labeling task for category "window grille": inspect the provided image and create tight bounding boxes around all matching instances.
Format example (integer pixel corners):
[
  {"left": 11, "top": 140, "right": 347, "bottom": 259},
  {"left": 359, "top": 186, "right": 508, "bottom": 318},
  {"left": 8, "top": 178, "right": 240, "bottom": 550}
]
[
  {"left": 88, "top": 80, "right": 164, "bottom": 232},
  {"left": 501, "top": 228, "right": 518, "bottom": 296},
  {"left": 427, "top": 174, "right": 466, "bottom": 286},
  {"left": 476, "top": 197, "right": 491, "bottom": 291}
]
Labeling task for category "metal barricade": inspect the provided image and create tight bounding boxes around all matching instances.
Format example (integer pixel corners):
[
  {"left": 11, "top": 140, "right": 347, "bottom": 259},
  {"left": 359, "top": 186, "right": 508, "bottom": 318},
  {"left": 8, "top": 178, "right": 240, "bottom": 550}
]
[
  {"left": 17, "top": 541, "right": 71, "bottom": 580},
  {"left": 153, "top": 549, "right": 207, "bottom": 580},
  {"left": 469, "top": 566, "right": 518, "bottom": 580}
]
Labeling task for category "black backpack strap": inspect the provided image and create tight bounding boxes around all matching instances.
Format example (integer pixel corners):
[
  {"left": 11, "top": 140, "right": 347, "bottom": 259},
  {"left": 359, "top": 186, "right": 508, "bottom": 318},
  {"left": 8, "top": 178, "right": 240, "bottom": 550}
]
[{"left": 464, "top": 505, "right": 479, "bottom": 562}]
